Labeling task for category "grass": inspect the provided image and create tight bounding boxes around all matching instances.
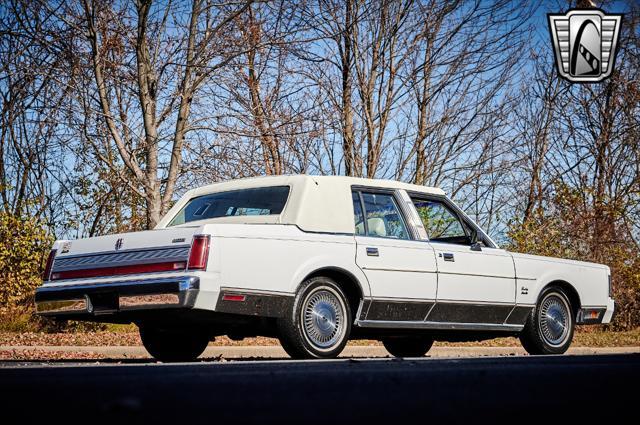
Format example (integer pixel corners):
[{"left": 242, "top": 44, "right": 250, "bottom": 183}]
[{"left": 0, "top": 307, "right": 138, "bottom": 333}]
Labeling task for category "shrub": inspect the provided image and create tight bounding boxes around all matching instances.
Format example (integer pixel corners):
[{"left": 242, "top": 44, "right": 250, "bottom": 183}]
[
  {"left": 508, "top": 185, "right": 640, "bottom": 330},
  {"left": 0, "top": 212, "right": 109, "bottom": 332},
  {"left": 0, "top": 212, "right": 53, "bottom": 306}
]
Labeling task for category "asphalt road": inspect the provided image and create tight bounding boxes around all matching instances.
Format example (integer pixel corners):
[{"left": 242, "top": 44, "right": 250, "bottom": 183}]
[
  {"left": 3, "top": 344, "right": 637, "bottom": 360},
  {"left": 1, "top": 354, "right": 637, "bottom": 424}
]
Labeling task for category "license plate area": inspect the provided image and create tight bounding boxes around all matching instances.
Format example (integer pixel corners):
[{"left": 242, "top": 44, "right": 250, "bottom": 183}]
[{"left": 89, "top": 292, "right": 119, "bottom": 314}]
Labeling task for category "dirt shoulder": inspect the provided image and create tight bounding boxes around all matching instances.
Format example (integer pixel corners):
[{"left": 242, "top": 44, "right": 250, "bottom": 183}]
[
  {"left": 1, "top": 327, "right": 638, "bottom": 348},
  {"left": 2, "top": 345, "right": 638, "bottom": 363}
]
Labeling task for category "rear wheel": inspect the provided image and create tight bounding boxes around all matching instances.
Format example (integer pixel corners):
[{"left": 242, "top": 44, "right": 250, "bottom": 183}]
[
  {"left": 382, "top": 337, "right": 434, "bottom": 358},
  {"left": 520, "top": 286, "right": 575, "bottom": 355},
  {"left": 139, "top": 326, "right": 209, "bottom": 362},
  {"left": 277, "top": 276, "right": 351, "bottom": 359}
]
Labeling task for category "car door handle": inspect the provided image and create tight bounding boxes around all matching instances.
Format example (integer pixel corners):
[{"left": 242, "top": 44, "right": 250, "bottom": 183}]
[
  {"left": 442, "top": 253, "right": 455, "bottom": 262},
  {"left": 366, "top": 247, "right": 379, "bottom": 257}
]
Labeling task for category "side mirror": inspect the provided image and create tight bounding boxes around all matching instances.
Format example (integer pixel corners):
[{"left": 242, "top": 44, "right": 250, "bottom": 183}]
[{"left": 470, "top": 228, "right": 482, "bottom": 251}]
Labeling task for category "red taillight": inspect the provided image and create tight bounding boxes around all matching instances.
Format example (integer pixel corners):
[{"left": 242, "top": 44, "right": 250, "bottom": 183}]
[
  {"left": 187, "top": 235, "right": 210, "bottom": 271},
  {"left": 42, "top": 249, "right": 57, "bottom": 281},
  {"left": 222, "top": 294, "right": 246, "bottom": 302},
  {"left": 50, "top": 261, "right": 187, "bottom": 281}
]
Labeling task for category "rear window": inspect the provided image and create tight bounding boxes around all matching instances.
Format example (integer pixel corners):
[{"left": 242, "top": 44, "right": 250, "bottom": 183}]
[{"left": 168, "top": 186, "right": 290, "bottom": 226}]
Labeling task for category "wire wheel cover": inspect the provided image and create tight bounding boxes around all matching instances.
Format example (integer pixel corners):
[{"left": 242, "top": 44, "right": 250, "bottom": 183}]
[
  {"left": 539, "top": 294, "right": 570, "bottom": 346},
  {"left": 302, "top": 289, "right": 345, "bottom": 349}
]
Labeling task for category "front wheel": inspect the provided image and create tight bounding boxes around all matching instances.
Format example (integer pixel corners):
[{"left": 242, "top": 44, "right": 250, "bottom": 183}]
[
  {"left": 139, "top": 325, "right": 209, "bottom": 362},
  {"left": 277, "top": 277, "right": 352, "bottom": 359},
  {"left": 519, "top": 287, "right": 575, "bottom": 355},
  {"left": 383, "top": 337, "right": 434, "bottom": 358}
]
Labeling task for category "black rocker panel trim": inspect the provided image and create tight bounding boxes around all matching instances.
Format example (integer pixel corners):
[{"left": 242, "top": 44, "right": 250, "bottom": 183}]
[
  {"left": 216, "top": 290, "right": 294, "bottom": 318},
  {"left": 427, "top": 303, "right": 514, "bottom": 324},
  {"left": 358, "top": 299, "right": 372, "bottom": 320},
  {"left": 505, "top": 305, "right": 534, "bottom": 325},
  {"left": 366, "top": 300, "right": 434, "bottom": 321}
]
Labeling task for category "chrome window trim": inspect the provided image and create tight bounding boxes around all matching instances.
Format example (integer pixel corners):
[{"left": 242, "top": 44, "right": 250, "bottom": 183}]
[
  {"left": 350, "top": 185, "right": 415, "bottom": 241},
  {"left": 167, "top": 184, "right": 292, "bottom": 227},
  {"left": 406, "top": 191, "right": 498, "bottom": 249}
]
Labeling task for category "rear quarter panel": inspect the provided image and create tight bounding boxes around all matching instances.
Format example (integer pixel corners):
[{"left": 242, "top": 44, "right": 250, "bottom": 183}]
[
  {"left": 203, "top": 224, "right": 369, "bottom": 298},
  {"left": 511, "top": 253, "right": 610, "bottom": 308}
]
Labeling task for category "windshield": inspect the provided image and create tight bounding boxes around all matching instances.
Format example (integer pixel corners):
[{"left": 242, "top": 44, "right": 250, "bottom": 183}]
[{"left": 168, "top": 186, "right": 290, "bottom": 226}]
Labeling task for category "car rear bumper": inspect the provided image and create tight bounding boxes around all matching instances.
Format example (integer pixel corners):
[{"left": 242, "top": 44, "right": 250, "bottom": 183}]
[
  {"left": 602, "top": 297, "right": 615, "bottom": 324},
  {"left": 35, "top": 276, "right": 199, "bottom": 317},
  {"left": 576, "top": 298, "right": 615, "bottom": 325}
]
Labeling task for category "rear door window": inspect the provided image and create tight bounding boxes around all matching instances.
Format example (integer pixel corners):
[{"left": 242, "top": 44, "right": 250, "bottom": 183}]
[
  {"left": 354, "top": 191, "right": 409, "bottom": 239},
  {"left": 352, "top": 191, "right": 366, "bottom": 235}
]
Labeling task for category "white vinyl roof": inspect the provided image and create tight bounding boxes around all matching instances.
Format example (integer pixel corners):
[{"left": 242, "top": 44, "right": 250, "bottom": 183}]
[{"left": 156, "top": 175, "right": 445, "bottom": 234}]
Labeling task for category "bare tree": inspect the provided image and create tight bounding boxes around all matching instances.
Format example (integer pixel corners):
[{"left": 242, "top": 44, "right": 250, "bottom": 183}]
[
  {"left": 72, "top": 0, "right": 253, "bottom": 228},
  {"left": 510, "top": 52, "right": 565, "bottom": 224},
  {"left": 0, "top": 0, "right": 71, "bottom": 222},
  {"left": 399, "top": 0, "right": 531, "bottom": 189}
]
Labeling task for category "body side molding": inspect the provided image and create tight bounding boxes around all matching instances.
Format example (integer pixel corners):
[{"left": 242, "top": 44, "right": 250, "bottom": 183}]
[
  {"left": 355, "top": 320, "right": 524, "bottom": 332},
  {"left": 360, "top": 297, "right": 534, "bottom": 327}
]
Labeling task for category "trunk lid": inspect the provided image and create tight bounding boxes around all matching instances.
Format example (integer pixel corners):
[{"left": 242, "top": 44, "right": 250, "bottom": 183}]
[
  {"left": 48, "top": 227, "right": 203, "bottom": 282},
  {"left": 56, "top": 227, "right": 201, "bottom": 257}
]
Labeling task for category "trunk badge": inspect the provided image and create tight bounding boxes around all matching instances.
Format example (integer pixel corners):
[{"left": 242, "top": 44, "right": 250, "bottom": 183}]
[{"left": 115, "top": 238, "right": 124, "bottom": 251}]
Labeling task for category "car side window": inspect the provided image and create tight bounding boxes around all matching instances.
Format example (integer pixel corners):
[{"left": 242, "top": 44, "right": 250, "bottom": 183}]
[
  {"left": 412, "top": 199, "right": 470, "bottom": 245},
  {"left": 356, "top": 192, "right": 409, "bottom": 239}
]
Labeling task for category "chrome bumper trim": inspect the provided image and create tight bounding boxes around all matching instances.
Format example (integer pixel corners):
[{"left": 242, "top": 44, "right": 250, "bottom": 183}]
[
  {"left": 602, "top": 298, "right": 615, "bottom": 324},
  {"left": 119, "top": 293, "right": 181, "bottom": 309},
  {"left": 35, "top": 297, "right": 92, "bottom": 315},
  {"left": 38, "top": 276, "right": 198, "bottom": 292},
  {"left": 35, "top": 276, "right": 199, "bottom": 316}
]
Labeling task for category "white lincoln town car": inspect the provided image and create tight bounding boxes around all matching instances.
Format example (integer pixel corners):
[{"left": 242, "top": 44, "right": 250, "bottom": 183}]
[{"left": 35, "top": 175, "right": 614, "bottom": 361}]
